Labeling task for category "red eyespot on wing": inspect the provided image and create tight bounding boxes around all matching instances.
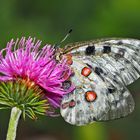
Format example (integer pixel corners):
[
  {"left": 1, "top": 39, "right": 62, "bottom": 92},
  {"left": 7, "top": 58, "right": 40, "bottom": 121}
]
[
  {"left": 85, "top": 91, "right": 97, "bottom": 102},
  {"left": 69, "top": 100, "right": 76, "bottom": 108},
  {"left": 65, "top": 54, "right": 73, "bottom": 65},
  {"left": 81, "top": 67, "right": 91, "bottom": 77}
]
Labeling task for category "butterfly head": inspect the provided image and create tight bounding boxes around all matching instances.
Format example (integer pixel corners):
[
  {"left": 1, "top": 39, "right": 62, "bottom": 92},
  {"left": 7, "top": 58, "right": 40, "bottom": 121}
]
[{"left": 55, "top": 47, "right": 64, "bottom": 61}]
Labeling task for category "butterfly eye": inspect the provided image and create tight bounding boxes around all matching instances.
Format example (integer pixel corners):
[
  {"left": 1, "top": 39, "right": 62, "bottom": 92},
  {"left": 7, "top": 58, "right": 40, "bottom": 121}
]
[
  {"left": 85, "top": 91, "right": 97, "bottom": 102},
  {"left": 81, "top": 67, "right": 92, "bottom": 77}
]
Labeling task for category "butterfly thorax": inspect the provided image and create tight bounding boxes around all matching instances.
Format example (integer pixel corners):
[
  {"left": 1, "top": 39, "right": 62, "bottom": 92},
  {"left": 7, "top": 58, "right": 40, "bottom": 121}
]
[{"left": 55, "top": 47, "right": 74, "bottom": 65}]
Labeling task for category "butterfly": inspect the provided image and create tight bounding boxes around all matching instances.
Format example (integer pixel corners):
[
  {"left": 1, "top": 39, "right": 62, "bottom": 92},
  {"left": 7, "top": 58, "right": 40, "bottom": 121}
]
[{"left": 57, "top": 37, "right": 140, "bottom": 126}]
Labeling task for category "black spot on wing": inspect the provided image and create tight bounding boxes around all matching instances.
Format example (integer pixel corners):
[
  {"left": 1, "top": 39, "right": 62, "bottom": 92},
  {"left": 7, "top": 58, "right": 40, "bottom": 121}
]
[
  {"left": 117, "top": 41, "right": 123, "bottom": 45},
  {"left": 62, "top": 81, "right": 71, "bottom": 90},
  {"left": 114, "top": 48, "right": 126, "bottom": 59},
  {"left": 94, "top": 67, "right": 103, "bottom": 75},
  {"left": 85, "top": 63, "right": 93, "bottom": 69},
  {"left": 85, "top": 45, "right": 95, "bottom": 55},
  {"left": 103, "top": 46, "right": 111, "bottom": 53},
  {"left": 108, "top": 88, "right": 116, "bottom": 93}
]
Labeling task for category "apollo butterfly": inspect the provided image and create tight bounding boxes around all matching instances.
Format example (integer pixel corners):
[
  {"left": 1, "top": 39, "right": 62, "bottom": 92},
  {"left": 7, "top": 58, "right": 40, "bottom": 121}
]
[{"left": 56, "top": 34, "right": 140, "bottom": 126}]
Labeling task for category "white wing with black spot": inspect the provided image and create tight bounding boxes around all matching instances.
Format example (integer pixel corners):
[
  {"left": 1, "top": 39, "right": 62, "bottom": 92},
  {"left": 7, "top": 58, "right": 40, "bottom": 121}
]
[
  {"left": 60, "top": 38, "right": 140, "bottom": 126},
  {"left": 61, "top": 58, "right": 110, "bottom": 125}
]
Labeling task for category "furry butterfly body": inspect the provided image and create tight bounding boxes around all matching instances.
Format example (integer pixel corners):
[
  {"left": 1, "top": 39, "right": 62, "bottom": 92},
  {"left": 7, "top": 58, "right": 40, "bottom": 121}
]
[{"left": 59, "top": 38, "right": 140, "bottom": 126}]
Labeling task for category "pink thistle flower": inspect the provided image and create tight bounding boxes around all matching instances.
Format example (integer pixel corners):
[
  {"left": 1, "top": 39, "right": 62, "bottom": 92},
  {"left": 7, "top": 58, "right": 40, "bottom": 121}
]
[{"left": 0, "top": 37, "right": 74, "bottom": 109}]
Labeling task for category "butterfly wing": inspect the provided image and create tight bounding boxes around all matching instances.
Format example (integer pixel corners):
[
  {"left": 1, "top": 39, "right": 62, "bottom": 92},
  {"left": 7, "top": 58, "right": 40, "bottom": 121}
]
[
  {"left": 61, "top": 59, "right": 111, "bottom": 125},
  {"left": 60, "top": 38, "right": 140, "bottom": 126}
]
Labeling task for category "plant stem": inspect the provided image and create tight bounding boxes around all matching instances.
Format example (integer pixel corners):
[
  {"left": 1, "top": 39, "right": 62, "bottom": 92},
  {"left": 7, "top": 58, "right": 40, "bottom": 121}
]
[{"left": 6, "top": 107, "right": 22, "bottom": 140}]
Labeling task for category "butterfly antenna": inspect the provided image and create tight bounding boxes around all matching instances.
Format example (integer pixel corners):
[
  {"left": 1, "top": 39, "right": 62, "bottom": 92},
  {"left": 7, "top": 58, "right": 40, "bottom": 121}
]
[
  {"left": 54, "top": 29, "right": 72, "bottom": 48},
  {"left": 59, "top": 29, "right": 72, "bottom": 44}
]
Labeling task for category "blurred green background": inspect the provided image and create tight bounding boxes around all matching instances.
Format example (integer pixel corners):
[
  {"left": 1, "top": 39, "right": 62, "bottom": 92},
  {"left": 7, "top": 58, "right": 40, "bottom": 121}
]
[{"left": 0, "top": 0, "right": 140, "bottom": 140}]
